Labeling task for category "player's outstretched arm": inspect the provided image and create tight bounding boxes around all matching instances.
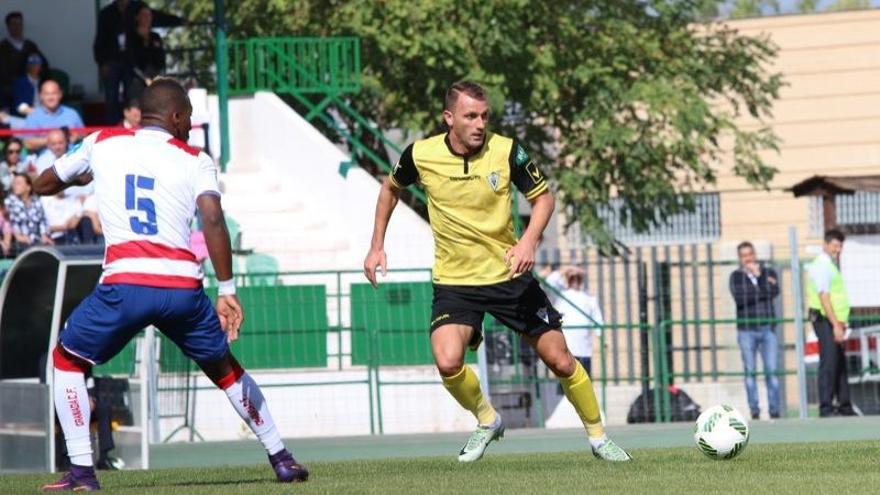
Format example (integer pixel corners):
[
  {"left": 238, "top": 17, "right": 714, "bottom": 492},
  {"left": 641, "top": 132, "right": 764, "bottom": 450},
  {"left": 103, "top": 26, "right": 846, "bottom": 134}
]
[
  {"left": 364, "top": 177, "right": 402, "bottom": 288},
  {"left": 197, "top": 193, "right": 244, "bottom": 342}
]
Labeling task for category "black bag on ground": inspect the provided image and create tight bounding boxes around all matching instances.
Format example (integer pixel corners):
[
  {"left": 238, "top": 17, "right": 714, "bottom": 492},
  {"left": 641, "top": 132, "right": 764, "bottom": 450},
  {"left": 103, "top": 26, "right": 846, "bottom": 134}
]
[{"left": 627, "top": 386, "right": 701, "bottom": 423}]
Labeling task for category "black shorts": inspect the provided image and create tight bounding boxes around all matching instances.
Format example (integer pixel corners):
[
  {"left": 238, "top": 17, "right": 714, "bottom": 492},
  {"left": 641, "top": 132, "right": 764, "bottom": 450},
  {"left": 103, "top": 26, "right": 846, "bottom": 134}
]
[{"left": 430, "top": 272, "right": 562, "bottom": 347}]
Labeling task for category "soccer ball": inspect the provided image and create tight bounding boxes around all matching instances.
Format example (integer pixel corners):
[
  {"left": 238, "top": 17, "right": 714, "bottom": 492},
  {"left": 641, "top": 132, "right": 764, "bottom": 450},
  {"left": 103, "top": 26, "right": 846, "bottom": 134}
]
[{"left": 693, "top": 404, "right": 750, "bottom": 460}]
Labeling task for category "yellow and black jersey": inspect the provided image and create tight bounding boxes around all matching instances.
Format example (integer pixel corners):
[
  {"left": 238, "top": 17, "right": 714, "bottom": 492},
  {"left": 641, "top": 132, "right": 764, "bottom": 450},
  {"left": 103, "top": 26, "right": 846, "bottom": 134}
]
[{"left": 390, "top": 132, "right": 549, "bottom": 286}]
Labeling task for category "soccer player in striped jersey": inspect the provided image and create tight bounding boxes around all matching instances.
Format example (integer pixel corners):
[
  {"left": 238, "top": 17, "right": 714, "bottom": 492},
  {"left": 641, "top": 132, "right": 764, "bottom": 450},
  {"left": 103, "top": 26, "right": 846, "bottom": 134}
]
[{"left": 34, "top": 79, "right": 308, "bottom": 491}]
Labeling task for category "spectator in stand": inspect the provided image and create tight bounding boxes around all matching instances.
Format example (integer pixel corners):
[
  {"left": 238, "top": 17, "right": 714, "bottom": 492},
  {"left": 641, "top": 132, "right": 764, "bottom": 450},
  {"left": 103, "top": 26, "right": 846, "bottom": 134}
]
[
  {"left": 729, "top": 241, "right": 781, "bottom": 420},
  {"left": 29, "top": 128, "right": 100, "bottom": 246},
  {"left": 94, "top": 0, "right": 183, "bottom": 124},
  {"left": 1, "top": 137, "right": 26, "bottom": 191},
  {"left": 79, "top": 194, "right": 103, "bottom": 245},
  {"left": 34, "top": 128, "right": 71, "bottom": 176},
  {"left": 121, "top": 98, "right": 141, "bottom": 129},
  {"left": 23, "top": 79, "right": 83, "bottom": 152},
  {"left": 42, "top": 190, "right": 82, "bottom": 245},
  {"left": 12, "top": 53, "right": 43, "bottom": 117},
  {"left": 94, "top": 0, "right": 134, "bottom": 125},
  {"left": 0, "top": 197, "right": 13, "bottom": 257},
  {"left": 127, "top": 4, "right": 166, "bottom": 100},
  {"left": 5, "top": 172, "right": 50, "bottom": 251},
  {"left": 0, "top": 11, "right": 48, "bottom": 111}
]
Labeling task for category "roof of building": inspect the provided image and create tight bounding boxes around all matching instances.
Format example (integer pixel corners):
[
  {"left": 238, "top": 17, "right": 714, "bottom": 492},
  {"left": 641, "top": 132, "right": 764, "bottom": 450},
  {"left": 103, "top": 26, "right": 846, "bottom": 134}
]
[{"left": 788, "top": 175, "right": 880, "bottom": 197}]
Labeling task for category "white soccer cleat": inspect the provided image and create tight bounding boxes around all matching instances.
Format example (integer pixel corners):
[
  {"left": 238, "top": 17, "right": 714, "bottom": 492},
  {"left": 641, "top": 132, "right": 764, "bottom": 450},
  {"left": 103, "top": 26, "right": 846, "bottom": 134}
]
[
  {"left": 458, "top": 415, "right": 504, "bottom": 463},
  {"left": 591, "top": 437, "right": 632, "bottom": 462}
]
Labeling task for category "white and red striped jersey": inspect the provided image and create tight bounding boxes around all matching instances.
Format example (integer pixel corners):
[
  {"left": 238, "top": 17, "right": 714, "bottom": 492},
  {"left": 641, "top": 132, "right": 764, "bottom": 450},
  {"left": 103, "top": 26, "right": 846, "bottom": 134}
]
[{"left": 52, "top": 127, "right": 220, "bottom": 289}]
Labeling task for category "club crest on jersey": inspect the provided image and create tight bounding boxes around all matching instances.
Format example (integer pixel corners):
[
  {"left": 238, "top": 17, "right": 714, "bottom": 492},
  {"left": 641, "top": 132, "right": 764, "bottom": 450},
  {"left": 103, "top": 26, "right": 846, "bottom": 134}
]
[
  {"left": 487, "top": 171, "right": 500, "bottom": 191},
  {"left": 515, "top": 144, "right": 530, "bottom": 166}
]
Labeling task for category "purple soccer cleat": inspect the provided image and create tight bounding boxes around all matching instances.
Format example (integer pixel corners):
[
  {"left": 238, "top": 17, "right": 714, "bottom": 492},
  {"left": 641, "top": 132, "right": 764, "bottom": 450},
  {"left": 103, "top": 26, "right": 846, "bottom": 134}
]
[
  {"left": 42, "top": 465, "right": 101, "bottom": 492},
  {"left": 269, "top": 449, "right": 309, "bottom": 483}
]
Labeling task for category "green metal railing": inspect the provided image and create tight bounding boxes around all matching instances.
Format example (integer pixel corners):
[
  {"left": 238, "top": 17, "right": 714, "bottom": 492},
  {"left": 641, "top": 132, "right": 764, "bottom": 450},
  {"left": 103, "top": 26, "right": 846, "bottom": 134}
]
[
  {"left": 226, "top": 37, "right": 427, "bottom": 203},
  {"left": 229, "top": 37, "right": 361, "bottom": 96},
  {"left": 95, "top": 266, "right": 880, "bottom": 436},
  {"left": 645, "top": 315, "right": 880, "bottom": 423}
]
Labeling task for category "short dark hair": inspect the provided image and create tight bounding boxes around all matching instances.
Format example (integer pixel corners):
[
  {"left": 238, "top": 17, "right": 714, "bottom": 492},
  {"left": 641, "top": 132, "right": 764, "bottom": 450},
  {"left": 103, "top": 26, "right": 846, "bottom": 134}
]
[
  {"left": 444, "top": 80, "right": 486, "bottom": 111},
  {"left": 140, "top": 77, "right": 190, "bottom": 117},
  {"left": 736, "top": 241, "right": 754, "bottom": 253},
  {"left": 824, "top": 228, "right": 845, "bottom": 243},
  {"left": 5, "top": 137, "right": 23, "bottom": 151},
  {"left": 12, "top": 171, "right": 33, "bottom": 190},
  {"left": 5, "top": 12, "right": 22, "bottom": 25},
  {"left": 124, "top": 98, "right": 140, "bottom": 110}
]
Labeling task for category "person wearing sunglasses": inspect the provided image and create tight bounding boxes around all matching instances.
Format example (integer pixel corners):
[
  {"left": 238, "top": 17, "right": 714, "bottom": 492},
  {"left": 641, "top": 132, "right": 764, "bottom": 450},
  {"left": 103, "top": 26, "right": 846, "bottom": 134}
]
[{"left": 1, "top": 137, "right": 25, "bottom": 192}]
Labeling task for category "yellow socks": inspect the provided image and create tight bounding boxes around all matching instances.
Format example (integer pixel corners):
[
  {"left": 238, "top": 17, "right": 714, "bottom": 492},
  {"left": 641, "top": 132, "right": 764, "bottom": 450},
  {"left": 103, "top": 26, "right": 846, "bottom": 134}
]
[
  {"left": 559, "top": 359, "right": 605, "bottom": 440},
  {"left": 441, "top": 365, "right": 498, "bottom": 426}
]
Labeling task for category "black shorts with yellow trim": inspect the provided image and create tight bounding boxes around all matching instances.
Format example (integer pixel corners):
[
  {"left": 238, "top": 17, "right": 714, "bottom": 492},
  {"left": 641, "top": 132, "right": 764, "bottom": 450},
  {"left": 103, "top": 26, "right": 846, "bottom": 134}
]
[{"left": 430, "top": 272, "right": 562, "bottom": 348}]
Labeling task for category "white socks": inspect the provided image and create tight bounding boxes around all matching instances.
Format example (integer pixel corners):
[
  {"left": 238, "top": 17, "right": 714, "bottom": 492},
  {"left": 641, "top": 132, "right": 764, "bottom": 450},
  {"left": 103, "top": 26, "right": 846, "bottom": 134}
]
[
  {"left": 53, "top": 368, "right": 93, "bottom": 467},
  {"left": 223, "top": 372, "right": 284, "bottom": 455},
  {"left": 589, "top": 435, "right": 609, "bottom": 449}
]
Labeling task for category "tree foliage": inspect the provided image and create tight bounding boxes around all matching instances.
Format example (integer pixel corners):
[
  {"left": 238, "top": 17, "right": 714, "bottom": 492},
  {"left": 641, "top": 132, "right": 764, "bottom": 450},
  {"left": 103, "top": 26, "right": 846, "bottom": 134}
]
[
  {"left": 174, "top": 0, "right": 783, "bottom": 248},
  {"left": 827, "top": 0, "right": 871, "bottom": 12},
  {"left": 730, "top": 0, "right": 780, "bottom": 19},
  {"left": 797, "top": 0, "right": 820, "bottom": 12}
]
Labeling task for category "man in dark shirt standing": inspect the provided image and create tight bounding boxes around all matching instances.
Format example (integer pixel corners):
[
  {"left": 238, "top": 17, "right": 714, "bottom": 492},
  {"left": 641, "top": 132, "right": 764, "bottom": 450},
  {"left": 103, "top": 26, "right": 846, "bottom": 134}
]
[
  {"left": 729, "top": 241, "right": 781, "bottom": 420},
  {"left": 0, "top": 11, "right": 48, "bottom": 111},
  {"left": 93, "top": 0, "right": 133, "bottom": 124},
  {"left": 93, "top": 0, "right": 181, "bottom": 124}
]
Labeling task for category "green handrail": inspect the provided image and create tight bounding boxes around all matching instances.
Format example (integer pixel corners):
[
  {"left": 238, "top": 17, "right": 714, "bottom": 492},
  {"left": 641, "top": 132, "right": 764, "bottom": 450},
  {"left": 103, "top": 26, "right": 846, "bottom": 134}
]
[{"left": 228, "top": 37, "right": 361, "bottom": 95}]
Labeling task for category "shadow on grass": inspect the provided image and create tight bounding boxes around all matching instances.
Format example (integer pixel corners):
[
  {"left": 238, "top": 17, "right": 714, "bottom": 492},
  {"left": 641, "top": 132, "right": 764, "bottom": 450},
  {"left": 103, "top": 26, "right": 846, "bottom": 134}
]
[{"left": 111, "top": 477, "right": 275, "bottom": 489}]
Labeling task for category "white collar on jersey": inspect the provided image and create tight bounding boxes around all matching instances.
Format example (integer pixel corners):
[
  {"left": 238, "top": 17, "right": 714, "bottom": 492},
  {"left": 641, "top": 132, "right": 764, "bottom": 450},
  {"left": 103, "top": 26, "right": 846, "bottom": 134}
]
[{"left": 140, "top": 125, "right": 173, "bottom": 137}]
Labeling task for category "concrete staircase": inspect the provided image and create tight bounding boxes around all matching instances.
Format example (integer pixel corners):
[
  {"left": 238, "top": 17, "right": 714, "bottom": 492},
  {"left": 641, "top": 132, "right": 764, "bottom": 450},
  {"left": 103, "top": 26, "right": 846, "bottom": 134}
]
[{"left": 211, "top": 92, "right": 433, "bottom": 273}]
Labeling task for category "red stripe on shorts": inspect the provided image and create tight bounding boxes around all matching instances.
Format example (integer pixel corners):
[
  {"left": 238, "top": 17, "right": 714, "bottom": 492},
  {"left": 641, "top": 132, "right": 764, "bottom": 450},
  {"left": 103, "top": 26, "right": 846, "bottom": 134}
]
[{"left": 102, "top": 272, "right": 202, "bottom": 289}]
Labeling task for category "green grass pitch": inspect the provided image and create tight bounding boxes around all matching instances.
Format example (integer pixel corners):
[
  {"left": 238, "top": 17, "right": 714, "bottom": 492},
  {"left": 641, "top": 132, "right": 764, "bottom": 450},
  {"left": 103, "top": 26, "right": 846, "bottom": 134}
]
[{"left": 4, "top": 440, "right": 879, "bottom": 494}]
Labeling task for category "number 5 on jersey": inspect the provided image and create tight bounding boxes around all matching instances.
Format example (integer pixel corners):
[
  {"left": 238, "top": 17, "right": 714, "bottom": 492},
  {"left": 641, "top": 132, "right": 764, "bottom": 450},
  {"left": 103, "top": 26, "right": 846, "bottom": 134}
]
[{"left": 125, "top": 174, "right": 158, "bottom": 235}]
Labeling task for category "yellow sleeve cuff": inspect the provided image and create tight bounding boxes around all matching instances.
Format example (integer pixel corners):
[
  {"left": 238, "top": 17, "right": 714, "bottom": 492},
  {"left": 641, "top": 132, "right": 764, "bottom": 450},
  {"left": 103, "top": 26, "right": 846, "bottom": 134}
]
[
  {"left": 389, "top": 174, "right": 403, "bottom": 189},
  {"left": 524, "top": 182, "right": 548, "bottom": 200}
]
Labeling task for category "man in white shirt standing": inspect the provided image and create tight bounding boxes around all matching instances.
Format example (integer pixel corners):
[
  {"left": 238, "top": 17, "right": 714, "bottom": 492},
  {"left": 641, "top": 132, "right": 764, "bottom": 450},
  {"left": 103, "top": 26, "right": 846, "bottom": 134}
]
[{"left": 546, "top": 266, "right": 603, "bottom": 376}]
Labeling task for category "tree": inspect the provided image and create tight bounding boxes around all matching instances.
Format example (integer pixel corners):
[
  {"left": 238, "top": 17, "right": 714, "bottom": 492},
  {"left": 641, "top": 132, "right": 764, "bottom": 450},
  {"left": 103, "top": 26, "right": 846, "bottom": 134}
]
[
  {"left": 797, "top": 0, "right": 819, "bottom": 13},
  {"left": 730, "top": 0, "right": 781, "bottom": 18},
  {"left": 827, "top": 0, "right": 871, "bottom": 11},
  {"left": 175, "top": 0, "right": 783, "bottom": 249}
]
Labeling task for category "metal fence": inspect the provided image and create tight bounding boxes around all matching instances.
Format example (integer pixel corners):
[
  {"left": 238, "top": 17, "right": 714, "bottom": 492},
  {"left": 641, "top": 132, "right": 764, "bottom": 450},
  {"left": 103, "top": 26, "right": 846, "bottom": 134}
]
[
  {"left": 537, "top": 230, "right": 880, "bottom": 422},
  {"left": 227, "top": 37, "right": 361, "bottom": 96},
  {"left": 89, "top": 239, "right": 880, "bottom": 441}
]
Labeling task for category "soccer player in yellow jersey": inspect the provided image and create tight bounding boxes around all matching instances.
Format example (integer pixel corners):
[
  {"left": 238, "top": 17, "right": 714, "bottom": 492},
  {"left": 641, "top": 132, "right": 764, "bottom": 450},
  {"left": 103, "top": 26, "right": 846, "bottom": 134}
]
[{"left": 364, "top": 81, "right": 631, "bottom": 462}]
